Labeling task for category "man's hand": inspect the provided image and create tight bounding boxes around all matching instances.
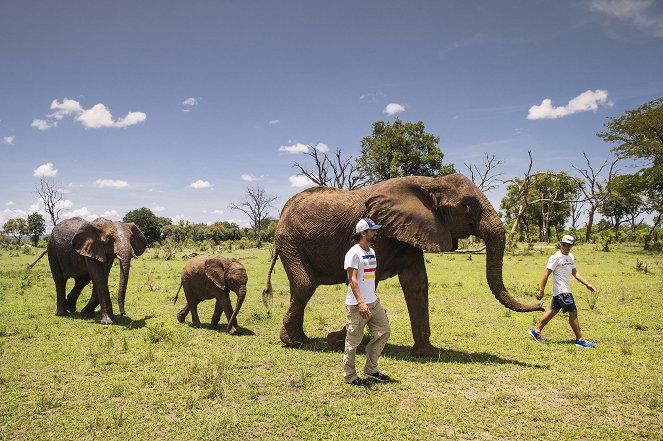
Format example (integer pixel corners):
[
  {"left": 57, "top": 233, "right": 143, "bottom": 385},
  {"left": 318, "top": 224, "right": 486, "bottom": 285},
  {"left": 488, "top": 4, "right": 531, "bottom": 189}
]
[
  {"left": 358, "top": 301, "right": 371, "bottom": 319},
  {"left": 535, "top": 290, "right": 544, "bottom": 301},
  {"left": 586, "top": 283, "right": 596, "bottom": 292}
]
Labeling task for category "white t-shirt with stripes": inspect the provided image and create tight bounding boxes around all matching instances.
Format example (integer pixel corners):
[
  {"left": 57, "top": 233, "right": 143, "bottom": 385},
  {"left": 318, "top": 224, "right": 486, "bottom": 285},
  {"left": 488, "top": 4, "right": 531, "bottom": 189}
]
[{"left": 344, "top": 244, "right": 378, "bottom": 305}]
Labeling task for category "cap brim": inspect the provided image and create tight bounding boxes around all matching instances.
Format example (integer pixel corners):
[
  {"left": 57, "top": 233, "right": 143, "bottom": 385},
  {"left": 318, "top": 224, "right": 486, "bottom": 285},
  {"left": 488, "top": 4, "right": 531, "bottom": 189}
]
[{"left": 368, "top": 225, "right": 382, "bottom": 230}]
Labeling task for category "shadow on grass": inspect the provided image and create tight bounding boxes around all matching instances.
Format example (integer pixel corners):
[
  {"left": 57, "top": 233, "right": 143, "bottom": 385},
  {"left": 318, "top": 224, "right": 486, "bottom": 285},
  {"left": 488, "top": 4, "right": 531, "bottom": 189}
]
[
  {"left": 292, "top": 338, "right": 545, "bottom": 368},
  {"left": 65, "top": 311, "right": 155, "bottom": 329},
  {"left": 175, "top": 321, "right": 256, "bottom": 336}
]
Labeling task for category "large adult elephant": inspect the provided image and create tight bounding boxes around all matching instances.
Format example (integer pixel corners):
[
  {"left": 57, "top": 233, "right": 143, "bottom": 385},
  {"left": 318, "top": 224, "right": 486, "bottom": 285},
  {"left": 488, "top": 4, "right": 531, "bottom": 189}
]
[
  {"left": 264, "top": 173, "right": 543, "bottom": 357},
  {"left": 45, "top": 217, "right": 148, "bottom": 325}
]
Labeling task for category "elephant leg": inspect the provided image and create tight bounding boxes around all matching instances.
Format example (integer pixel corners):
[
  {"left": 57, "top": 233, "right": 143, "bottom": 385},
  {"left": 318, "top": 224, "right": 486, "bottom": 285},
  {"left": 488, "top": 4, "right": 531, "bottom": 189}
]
[
  {"left": 216, "top": 291, "right": 238, "bottom": 334},
  {"left": 210, "top": 297, "right": 223, "bottom": 329},
  {"left": 398, "top": 253, "right": 438, "bottom": 357},
  {"left": 52, "top": 272, "right": 69, "bottom": 316},
  {"left": 65, "top": 277, "right": 91, "bottom": 312},
  {"left": 326, "top": 326, "right": 347, "bottom": 352},
  {"left": 80, "top": 287, "right": 100, "bottom": 318},
  {"left": 281, "top": 272, "right": 316, "bottom": 346},
  {"left": 189, "top": 300, "right": 202, "bottom": 328},
  {"left": 176, "top": 304, "right": 190, "bottom": 323}
]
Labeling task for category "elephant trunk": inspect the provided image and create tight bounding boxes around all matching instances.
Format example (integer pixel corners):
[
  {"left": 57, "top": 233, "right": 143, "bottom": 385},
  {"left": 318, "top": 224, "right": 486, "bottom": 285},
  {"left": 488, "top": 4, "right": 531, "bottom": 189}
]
[
  {"left": 482, "top": 219, "right": 544, "bottom": 312},
  {"left": 117, "top": 254, "right": 132, "bottom": 316},
  {"left": 227, "top": 286, "right": 246, "bottom": 333}
]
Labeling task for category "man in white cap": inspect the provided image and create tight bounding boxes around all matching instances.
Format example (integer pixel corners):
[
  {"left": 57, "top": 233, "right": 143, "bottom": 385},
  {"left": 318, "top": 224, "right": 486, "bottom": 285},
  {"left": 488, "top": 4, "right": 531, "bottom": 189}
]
[
  {"left": 529, "top": 234, "right": 597, "bottom": 348},
  {"left": 343, "top": 217, "right": 392, "bottom": 386}
]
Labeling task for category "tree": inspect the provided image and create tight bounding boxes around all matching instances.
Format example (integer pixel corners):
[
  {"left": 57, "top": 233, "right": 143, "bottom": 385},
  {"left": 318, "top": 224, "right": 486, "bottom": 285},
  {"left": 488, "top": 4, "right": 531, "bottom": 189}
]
[
  {"left": 36, "top": 177, "right": 64, "bottom": 226},
  {"left": 357, "top": 118, "right": 455, "bottom": 184},
  {"left": 464, "top": 153, "right": 504, "bottom": 192},
  {"left": 598, "top": 98, "right": 663, "bottom": 247},
  {"left": 229, "top": 185, "right": 278, "bottom": 246},
  {"left": 27, "top": 213, "right": 46, "bottom": 246},
  {"left": 3, "top": 218, "right": 29, "bottom": 244},
  {"left": 292, "top": 145, "right": 369, "bottom": 190},
  {"left": 572, "top": 152, "right": 619, "bottom": 242},
  {"left": 123, "top": 207, "right": 162, "bottom": 245},
  {"left": 599, "top": 174, "right": 647, "bottom": 234}
]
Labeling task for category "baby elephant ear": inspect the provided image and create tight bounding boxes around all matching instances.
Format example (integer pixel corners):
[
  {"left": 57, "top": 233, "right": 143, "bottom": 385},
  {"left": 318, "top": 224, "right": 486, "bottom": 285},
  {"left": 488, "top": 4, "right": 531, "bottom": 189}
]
[
  {"left": 72, "top": 221, "right": 107, "bottom": 262},
  {"left": 204, "top": 257, "right": 226, "bottom": 291},
  {"left": 127, "top": 222, "right": 148, "bottom": 256}
]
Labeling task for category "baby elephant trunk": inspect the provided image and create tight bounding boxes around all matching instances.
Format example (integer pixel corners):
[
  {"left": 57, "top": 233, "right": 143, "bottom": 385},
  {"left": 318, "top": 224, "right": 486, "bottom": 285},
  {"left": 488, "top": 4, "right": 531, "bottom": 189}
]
[{"left": 227, "top": 286, "right": 246, "bottom": 333}]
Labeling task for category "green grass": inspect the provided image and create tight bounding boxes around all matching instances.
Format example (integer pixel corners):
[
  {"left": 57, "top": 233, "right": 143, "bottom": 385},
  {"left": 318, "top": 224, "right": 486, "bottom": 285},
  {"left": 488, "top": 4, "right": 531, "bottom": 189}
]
[{"left": 0, "top": 244, "right": 661, "bottom": 440}]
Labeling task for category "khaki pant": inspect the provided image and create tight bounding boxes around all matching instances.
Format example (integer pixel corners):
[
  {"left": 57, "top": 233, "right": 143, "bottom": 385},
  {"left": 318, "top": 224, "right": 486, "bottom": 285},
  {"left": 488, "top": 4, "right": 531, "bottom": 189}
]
[{"left": 343, "top": 298, "right": 391, "bottom": 383}]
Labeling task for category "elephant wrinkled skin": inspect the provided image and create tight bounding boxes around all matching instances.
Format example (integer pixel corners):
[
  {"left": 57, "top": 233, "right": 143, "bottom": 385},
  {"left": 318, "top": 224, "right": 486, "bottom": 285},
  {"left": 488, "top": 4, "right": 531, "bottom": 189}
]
[
  {"left": 46, "top": 217, "right": 147, "bottom": 325},
  {"left": 264, "top": 173, "right": 543, "bottom": 357},
  {"left": 174, "top": 255, "right": 248, "bottom": 334}
]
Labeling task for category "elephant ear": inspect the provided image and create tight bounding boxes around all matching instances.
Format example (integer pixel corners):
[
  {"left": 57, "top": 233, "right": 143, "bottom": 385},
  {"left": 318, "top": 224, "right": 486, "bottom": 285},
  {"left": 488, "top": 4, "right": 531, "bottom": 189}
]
[
  {"left": 365, "top": 178, "right": 454, "bottom": 252},
  {"left": 72, "top": 221, "right": 108, "bottom": 262},
  {"left": 204, "top": 257, "right": 226, "bottom": 291},
  {"left": 127, "top": 223, "right": 148, "bottom": 256}
]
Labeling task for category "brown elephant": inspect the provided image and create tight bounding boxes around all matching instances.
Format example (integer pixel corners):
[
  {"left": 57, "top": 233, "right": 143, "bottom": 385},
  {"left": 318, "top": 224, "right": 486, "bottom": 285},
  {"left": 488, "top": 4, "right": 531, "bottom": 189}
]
[
  {"left": 35, "top": 217, "right": 148, "bottom": 325},
  {"left": 264, "top": 173, "right": 543, "bottom": 357},
  {"left": 174, "top": 255, "right": 247, "bottom": 333}
]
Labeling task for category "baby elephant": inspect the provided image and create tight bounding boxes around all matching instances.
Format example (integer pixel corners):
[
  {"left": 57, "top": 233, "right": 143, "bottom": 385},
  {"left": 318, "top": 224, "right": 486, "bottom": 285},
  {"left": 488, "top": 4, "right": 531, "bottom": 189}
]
[{"left": 174, "top": 255, "right": 248, "bottom": 333}]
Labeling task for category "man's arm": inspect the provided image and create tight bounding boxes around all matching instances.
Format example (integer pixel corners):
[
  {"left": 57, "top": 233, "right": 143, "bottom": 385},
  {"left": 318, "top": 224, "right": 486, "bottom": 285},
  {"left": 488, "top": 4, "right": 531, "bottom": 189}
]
[
  {"left": 347, "top": 267, "right": 370, "bottom": 319},
  {"left": 572, "top": 268, "right": 595, "bottom": 292},
  {"left": 536, "top": 268, "right": 552, "bottom": 300}
]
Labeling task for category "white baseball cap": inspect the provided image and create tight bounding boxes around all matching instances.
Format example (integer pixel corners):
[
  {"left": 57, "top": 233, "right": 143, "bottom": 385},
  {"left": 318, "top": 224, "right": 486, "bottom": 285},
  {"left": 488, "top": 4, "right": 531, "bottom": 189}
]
[
  {"left": 355, "top": 218, "right": 382, "bottom": 234},
  {"left": 561, "top": 234, "right": 575, "bottom": 245}
]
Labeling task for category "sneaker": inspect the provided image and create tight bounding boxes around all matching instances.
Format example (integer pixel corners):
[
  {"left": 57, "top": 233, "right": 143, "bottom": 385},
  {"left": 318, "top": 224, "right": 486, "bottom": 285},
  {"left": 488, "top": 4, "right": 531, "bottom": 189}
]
[
  {"left": 529, "top": 329, "right": 545, "bottom": 343},
  {"left": 575, "top": 339, "right": 596, "bottom": 348},
  {"left": 365, "top": 371, "right": 391, "bottom": 382},
  {"left": 349, "top": 378, "right": 367, "bottom": 387}
]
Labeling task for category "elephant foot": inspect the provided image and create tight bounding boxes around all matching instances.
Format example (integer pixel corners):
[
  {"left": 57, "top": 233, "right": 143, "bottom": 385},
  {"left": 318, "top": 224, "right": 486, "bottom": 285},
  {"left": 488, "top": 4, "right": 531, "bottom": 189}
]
[
  {"left": 55, "top": 308, "right": 69, "bottom": 317},
  {"left": 100, "top": 314, "right": 114, "bottom": 325},
  {"left": 326, "top": 328, "right": 347, "bottom": 352},
  {"left": 227, "top": 325, "right": 240, "bottom": 335},
  {"left": 280, "top": 326, "right": 310, "bottom": 347},
  {"left": 176, "top": 313, "right": 186, "bottom": 323},
  {"left": 410, "top": 342, "right": 440, "bottom": 358},
  {"left": 64, "top": 301, "right": 77, "bottom": 312},
  {"left": 80, "top": 306, "right": 95, "bottom": 318}
]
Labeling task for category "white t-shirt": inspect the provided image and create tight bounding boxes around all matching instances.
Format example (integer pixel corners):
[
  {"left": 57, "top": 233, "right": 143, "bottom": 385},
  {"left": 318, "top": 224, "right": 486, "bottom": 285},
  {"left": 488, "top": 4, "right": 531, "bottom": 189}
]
[
  {"left": 546, "top": 250, "right": 575, "bottom": 296},
  {"left": 344, "top": 243, "right": 378, "bottom": 305}
]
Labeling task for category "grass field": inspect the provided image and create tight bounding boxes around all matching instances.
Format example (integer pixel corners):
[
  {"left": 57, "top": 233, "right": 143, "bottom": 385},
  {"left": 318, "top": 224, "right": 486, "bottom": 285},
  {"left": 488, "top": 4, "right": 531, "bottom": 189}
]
[{"left": 0, "top": 243, "right": 661, "bottom": 440}]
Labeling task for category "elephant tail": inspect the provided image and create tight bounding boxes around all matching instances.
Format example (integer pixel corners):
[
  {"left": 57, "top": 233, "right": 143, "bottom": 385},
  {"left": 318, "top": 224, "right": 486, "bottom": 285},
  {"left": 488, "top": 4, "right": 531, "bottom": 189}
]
[
  {"left": 26, "top": 249, "right": 48, "bottom": 270},
  {"left": 262, "top": 248, "right": 279, "bottom": 309},
  {"left": 173, "top": 282, "right": 183, "bottom": 304}
]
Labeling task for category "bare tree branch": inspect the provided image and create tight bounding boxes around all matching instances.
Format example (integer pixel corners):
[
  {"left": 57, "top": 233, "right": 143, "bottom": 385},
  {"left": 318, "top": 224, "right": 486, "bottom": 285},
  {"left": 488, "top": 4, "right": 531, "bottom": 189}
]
[
  {"left": 292, "top": 146, "right": 369, "bottom": 190},
  {"left": 35, "top": 177, "right": 63, "bottom": 227},
  {"left": 464, "top": 153, "right": 505, "bottom": 192},
  {"left": 229, "top": 185, "right": 278, "bottom": 246}
]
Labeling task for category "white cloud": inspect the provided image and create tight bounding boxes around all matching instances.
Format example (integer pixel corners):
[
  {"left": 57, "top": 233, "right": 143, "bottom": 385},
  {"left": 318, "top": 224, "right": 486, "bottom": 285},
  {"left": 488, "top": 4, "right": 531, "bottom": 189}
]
[
  {"left": 61, "top": 207, "right": 95, "bottom": 221},
  {"left": 212, "top": 209, "right": 225, "bottom": 214},
  {"left": 527, "top": 90, "right": 612, "bottom": 120},
  {"left": 3, "top": 136, "right": 15, "bottom": 145},
  {"left": 151, "top": 205, "right": 165, "bottom": 212},
  {"left": 384, "top": 103, "right": 405, "bottom": 115},
  {"left": 5, "top": 201, "right": 15, "bottom": 206},
  {"left": 289, "top": 175, "right": 316, "bottom": 188},
  {"left": 102, "top": 210, "right": 120, "bottom": 219},
  {"left": 54, "top": 199, "right": 73, "bottom": 210},
  {"left": 189, "top": 179, "right": 212, "bottom": 189},
  {"left": 269, "top": 119, "right": 281, "bottom": 125},
  {"left": 182, "top": 97, "right": 198, "bottom": 106},
  {"left": 315, "top": 143, "right": 329, "bottom": 153},
  {"left": 173, "top": 214, "right": 191, "bottom": 223},
  {"left": 33, "top": 162, "right": 58, "bottom": 177},
  {"left": 279, "top": 143, "right": 309, "bottom": 154},
  {"left": 31, "top": 119, "right": 56, "bottom": 131},
  {"left": 94, "top": 179, "right": 129, "bottom": 189},
  {"left": 33, "top": 98, "right": 146, "bottom": 130},
  {"left": 589, "top": 0, "right": 663, "bottom": 37},
  {"left": 241, "top": 174, "right": 257, "bottom": 182}
]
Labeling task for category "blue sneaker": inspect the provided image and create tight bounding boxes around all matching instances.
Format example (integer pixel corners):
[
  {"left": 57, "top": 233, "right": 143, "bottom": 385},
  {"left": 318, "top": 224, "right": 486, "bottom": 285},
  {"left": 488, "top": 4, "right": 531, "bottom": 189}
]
[
  {"left": 529, "top": 329, "right": 545, "bottom": 343},
  {"left": 575, "top": 339, "right": 596, "bottom": 348}
]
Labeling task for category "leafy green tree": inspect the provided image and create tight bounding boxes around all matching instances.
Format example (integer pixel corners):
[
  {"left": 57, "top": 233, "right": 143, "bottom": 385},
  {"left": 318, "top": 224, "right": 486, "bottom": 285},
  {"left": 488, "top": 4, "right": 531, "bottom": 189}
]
[
  {"left": 598, "top": 98, "right": 663, "bottom": 245},
  {"left": 27, "top": 213, "right": 46, "bottom": 246},
  {"left": 357, "top": 118, "right": 455, "bottom": 184},
  {"left": 2, "top": 218, "right": 29, "bottom": 244},
  {"left": 123, "top": 207, "right": 163, "bottom": 245},
  {"left": 599, "top": 174, "right": 647, "bottom": 233}
]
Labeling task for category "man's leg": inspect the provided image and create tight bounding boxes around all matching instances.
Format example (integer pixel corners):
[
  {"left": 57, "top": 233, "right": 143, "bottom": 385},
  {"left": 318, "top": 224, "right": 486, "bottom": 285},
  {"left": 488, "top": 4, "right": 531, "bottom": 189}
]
[
  {"left": 364, "top": 301, "right": 391, "bottom": 375},
  {"left": 343, "top": 306, "right": 367, "bottom": 383},
  {"left": 536, "top": 308, "right": 559, "bottom": 333},
  {"left": 568, "top": 311, "right": 583, "bottom": 340}
]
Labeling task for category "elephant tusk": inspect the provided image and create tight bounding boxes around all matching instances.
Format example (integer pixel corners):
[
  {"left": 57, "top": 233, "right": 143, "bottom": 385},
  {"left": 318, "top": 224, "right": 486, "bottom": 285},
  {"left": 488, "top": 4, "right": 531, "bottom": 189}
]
[
  {"left": 115, "top": 254, "right": 122, "bottom": 261},
  {"left": 132, "top": 252, "right": 138, "bottom": 259}
]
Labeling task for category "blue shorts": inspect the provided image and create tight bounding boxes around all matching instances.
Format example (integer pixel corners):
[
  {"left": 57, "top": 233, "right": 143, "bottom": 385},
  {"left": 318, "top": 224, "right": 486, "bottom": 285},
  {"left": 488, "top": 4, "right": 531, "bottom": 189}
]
[{"left": 551, "top": 293, "right": 577, "bottom": 313}]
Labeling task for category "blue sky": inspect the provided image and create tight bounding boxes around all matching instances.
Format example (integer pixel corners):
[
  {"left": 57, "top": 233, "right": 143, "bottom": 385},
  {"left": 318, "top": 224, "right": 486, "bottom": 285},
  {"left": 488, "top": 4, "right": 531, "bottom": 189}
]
[{"left": 2, "top": 0, "right": 662, "bottom": 230}]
